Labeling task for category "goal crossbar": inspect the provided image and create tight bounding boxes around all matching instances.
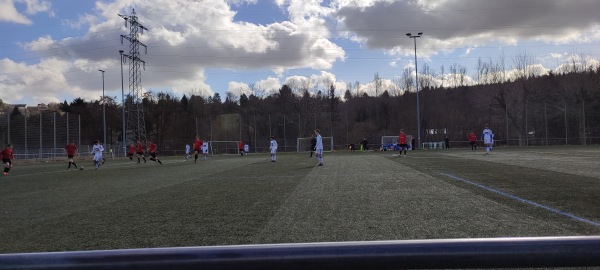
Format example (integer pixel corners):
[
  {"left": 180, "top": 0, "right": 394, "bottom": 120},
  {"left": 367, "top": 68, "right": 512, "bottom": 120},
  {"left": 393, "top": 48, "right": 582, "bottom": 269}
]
[{"left": 207, "top": 141, "right": 241, "bottom": 155}]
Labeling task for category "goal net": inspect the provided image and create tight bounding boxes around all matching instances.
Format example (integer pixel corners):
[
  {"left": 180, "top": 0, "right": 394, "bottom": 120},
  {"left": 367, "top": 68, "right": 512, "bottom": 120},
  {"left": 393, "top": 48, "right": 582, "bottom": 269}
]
[
  {"left": 296, "top": 137, "right": 333, "bottom": 152},
  {"left": 208, "top": 141, "right": 241, "bottom": 155},
  {"left": 381, "top": 135, "right": 413, "bottom": 151}
]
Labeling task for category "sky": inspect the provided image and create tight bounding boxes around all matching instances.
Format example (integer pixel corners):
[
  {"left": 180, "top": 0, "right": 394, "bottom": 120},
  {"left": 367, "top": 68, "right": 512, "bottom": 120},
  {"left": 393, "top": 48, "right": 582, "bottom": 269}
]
[{"left": 1, "top": 0, "right": 599, "bottom": 105}]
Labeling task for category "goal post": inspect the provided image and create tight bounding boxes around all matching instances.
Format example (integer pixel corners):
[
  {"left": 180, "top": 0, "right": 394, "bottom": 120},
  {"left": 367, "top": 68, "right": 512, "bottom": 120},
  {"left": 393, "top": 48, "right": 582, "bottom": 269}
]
[
  {"left": 208, "top": 141, "right": 240, "bottom": 155},
  {"left": 296, "top": 137, "right": 333, "bottom": 152},
  {"left": 381, "top": 135, "right": 413, "bottom": 151}
]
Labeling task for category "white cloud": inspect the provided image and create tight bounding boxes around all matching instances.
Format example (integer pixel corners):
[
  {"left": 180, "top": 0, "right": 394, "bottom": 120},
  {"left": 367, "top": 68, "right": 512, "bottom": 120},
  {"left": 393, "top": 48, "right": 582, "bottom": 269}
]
[
  {"left": 549, "top": 53, "right": 567, "bottom": 59},
  {"left": 273, "top": 0, "right": 286, "bottom": 7},
  {"left": 334, "top": 0, "right": 600, "bottom": 57},
  {"left": 4, "top": 0, "right": 345, "bottom": 104},
  {"left": 19, "top": 0, "right": 53, "bottom": 16},
  {"left": 353, "top": 78, "right": 400, "bottom": 97},
  {"left": 0, "top": 57, "right": 90, "bottom": 103},
  {"left": 8, "top": 0, "right": 599, "bottom": 106},
  {"left": 282, "top": 71, "right": 349, "bottom": 97},
  {"left": 0, "top": 0, "right": 53, "bottom": 24},
  {"left": 22, "top": 35, "right": 54, "bottom": 51},
  {"left": 0, "top": 0, "right": 31, "bottom": 24},
  {"left": 225, "top": 0, "right": 258, "bottom": 5},
  {"left": 255, "top": 77, "right": 282, "bottom": 96},
  {"left": 554, "top": 54, "right": 600, "bottom": 74},
  {"left": 168, "top": 70, "right": 214, "bottom": 98},
  {"left": 65, "top": 13, "right": 98, "bottom": 29},
  {"left": 226, "top": 81, "right": 253, "bottom": 99}
]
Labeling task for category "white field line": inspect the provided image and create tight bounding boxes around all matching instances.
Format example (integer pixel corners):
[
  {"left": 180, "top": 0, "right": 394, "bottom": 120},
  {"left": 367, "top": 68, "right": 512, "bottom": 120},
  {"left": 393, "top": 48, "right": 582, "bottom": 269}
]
[{"left": 4, "top": 159, "right": 189, "bottom": 179}]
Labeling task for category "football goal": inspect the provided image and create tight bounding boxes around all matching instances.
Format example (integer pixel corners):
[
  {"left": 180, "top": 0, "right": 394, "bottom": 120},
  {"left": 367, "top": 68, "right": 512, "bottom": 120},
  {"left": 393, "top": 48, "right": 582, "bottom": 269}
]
[
  {"left": 296, "top": 137, "right": 334, "bottom": 152},
  {"left": 381, "top": 135, "right": 413, "bottom": 151},
  {"left": 208, "top": 141, "right": 241, "bottom": 155}
]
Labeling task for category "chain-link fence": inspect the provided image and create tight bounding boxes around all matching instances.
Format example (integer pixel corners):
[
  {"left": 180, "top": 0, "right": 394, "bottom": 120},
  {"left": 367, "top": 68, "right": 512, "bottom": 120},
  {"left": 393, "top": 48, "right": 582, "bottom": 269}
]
[{"left": 0, "top": 111, "right": 81, "bottom": 160}]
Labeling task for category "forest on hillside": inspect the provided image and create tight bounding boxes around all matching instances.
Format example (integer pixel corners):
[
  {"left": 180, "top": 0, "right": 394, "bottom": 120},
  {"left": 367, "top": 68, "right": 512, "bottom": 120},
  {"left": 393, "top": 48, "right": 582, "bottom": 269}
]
[{"left": 2, "top": 57, "right": 599, "bottom": 151}]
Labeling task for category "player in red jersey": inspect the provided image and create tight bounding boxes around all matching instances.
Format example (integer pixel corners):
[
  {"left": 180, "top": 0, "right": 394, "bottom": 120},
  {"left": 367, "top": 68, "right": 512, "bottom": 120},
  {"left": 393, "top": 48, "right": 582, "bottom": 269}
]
[
  {"left": 398, "top": 129, "right": 408, "bottom": 157},
  {"left": 238, "top": 140, "right": 245, "bottom": 156},
  {"left": 146, "top": 141, "right": 163, "bottom": 165},
  {"left": 64, "top": 141, "right": 78, "bottom": 170},
  {"left": 193, "top": 136, "right": 203, "bottom": 163},
  {"left": 136, "top": 141, "right": 147, "bottom": 163},
  {"left": 1, "top": 144, "right": 15, "bottom": 176},
  {"left": 127, "top": 144, "right": 136, "bottom": 161},
  {"left": 468, "top": 130, "right": 477, "bottom": 151}
]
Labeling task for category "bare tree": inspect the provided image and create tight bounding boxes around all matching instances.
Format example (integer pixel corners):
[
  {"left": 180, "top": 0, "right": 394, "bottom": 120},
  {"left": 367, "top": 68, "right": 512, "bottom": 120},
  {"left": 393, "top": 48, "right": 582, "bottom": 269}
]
[{"left": 374, "top": 72, "right": 382, "bottom": 97}]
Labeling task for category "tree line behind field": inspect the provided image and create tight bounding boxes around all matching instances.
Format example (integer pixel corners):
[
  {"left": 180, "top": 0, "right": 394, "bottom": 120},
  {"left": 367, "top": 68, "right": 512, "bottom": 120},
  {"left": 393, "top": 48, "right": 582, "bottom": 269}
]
[{"left": 2, "top": 60, "right": 599, "bottom": 151}]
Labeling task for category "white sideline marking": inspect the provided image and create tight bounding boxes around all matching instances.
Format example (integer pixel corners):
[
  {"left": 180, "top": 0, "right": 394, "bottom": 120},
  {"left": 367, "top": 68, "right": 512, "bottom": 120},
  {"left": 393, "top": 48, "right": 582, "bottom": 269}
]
[
  {"left": 441, "top": 173, "right": 600, "bottom": 228},
  {"left": 4, "top": 159, "right": 188, "bottom": 179}
]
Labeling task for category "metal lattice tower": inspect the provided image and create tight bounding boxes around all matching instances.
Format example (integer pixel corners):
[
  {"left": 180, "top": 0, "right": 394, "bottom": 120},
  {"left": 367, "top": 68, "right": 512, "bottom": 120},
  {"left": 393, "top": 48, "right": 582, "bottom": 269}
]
[{"left": 119, "top": 9, "right": 148, "bottom": 144}]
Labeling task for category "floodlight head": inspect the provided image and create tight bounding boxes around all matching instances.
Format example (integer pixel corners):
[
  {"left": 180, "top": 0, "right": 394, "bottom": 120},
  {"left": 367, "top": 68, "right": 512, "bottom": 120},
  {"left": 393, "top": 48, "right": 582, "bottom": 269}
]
[
  {"left": 99, "top": 69, "right": 105, "bottom": 72},
  {"left": 406, "top": 33, "right": 411, "bottom": 37},
  {"left": 418, "top": 32, "right": 423, "bottom": 35},
  {"left": 119, "top": 50, "right": 124, "bottom": 53}
]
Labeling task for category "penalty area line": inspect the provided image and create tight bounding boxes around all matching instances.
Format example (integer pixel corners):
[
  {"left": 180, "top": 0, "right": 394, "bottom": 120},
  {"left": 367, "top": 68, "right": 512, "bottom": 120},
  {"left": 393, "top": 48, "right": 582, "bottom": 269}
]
[{"left": 440, "top": 173, "right": 600, "bottom": 229}]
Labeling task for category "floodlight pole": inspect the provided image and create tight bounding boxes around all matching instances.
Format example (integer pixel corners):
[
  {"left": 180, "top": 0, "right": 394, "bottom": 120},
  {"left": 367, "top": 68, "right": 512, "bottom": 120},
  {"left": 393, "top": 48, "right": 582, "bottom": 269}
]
[
  {"left": 99, "top": 69, "right": 106, "bottom": 148},
  {"left": 119, "top": 50, "right": 126, "bottom": 155},
  {"left": 407, "top": 32, "right": 423, "bottom": 149}
]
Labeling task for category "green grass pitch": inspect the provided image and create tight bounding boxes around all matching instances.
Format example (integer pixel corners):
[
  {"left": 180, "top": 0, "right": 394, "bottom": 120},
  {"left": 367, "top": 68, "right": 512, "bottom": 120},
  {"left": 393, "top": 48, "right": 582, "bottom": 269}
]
[{"left": 1, "top": 146, "right": 600, "bottom": 253}]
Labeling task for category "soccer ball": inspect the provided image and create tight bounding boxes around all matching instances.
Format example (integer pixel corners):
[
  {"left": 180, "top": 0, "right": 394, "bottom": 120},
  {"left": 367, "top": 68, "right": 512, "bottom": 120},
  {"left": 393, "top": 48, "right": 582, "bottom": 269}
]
[{"left": 79, "top": 166, "right": 84, "bottom": 171}]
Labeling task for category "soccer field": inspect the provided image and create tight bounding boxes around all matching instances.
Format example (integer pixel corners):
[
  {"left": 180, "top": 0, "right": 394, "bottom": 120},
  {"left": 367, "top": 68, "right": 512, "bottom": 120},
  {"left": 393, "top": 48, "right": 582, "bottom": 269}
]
[{"left": 1, "top": 147, "right": 600, "bottom": 253}]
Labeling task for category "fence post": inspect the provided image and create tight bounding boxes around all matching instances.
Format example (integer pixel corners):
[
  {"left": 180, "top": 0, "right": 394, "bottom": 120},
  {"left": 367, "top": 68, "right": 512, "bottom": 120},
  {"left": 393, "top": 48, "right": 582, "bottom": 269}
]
[
  {"left": 39, "top": 113, "right": 42, "bottom": 159},
  {"left": 583, "top": 99, "right": 586, "bottom": 145},
  {"left": 24, "top": 114, "right": 28, "bottom": 158},
  {"left": 66, "top": 112, "right": 69, "bottom": 144},
  {"left": 564, "top": 104, "right": 568, "bottom": 145},
  {"left": 7, "top": 113, "right": 9, "bottom": 145},
  {"left": 505, "top": 104, "right": 509, "bottom": 146},
  {"left": 78, "top": 115, "right": 81, "bottom": 153},
  {"left": 54, "top": 112, "right": 57, "bottom": 158},
  {"left": 544, "top": 102, "right": 548, "bottom": 146}
]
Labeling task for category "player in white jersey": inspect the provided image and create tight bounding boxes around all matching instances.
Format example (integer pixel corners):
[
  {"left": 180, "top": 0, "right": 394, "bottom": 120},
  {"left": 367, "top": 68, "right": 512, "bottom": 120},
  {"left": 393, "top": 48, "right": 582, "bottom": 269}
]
[
  {"left": 482, "top": 124, "right": 494, "bottom": 154},
  {"left": 314, "top": 129, "right": 324, "bottom": 166},
  {"left": 90, "top": 140, "right": 104, "bottom": 169},
  {"left": 243, "top": 143, "right": 249, "bottom": 155},
  {"left": 185, "top": 144, "right": 191, "bottom": 160},
  {"left": 201, "top": 141, "right": 209, "bottom": 160},
  {"left": 269, "top": 136, "right": 278, "bottom": 162}
]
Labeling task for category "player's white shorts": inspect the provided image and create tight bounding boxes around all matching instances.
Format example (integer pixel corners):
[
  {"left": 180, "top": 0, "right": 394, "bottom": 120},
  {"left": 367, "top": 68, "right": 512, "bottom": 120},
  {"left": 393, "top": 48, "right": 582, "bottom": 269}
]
[
  {"left": 202, "top": 148, "right": 208, "bottom": 154},
  {"left": 270, "top": 148, "right": 277, "bottom": 154},
  {"left": 315, "top": 148, "right": 323, "bottom": 155},
  {"left": 484, "top": 139, "right": 493, "bottom": 145},
  {"left": 93, "top": 154, "right": 103, "bottom": 161}
]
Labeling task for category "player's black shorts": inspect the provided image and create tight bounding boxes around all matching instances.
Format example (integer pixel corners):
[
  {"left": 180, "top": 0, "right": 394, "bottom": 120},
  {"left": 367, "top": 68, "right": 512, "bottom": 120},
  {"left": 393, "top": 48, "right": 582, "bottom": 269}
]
[
  {"left": 194, "top": 148, "right": 201, "bottom": 153},
  {"left": 470, "top": 141, "right": 476, "bottom": 146},
  {"left": 150, "top": 153, "right": 157, "bottom": 158},
  {"left": 2, "top": 158, "right": 11, "bottom": 165},
  {"left": 68, "top": 155, "right": 74, "bottom": 159},
  {"left": 137, "top": 151, "right": 144, "bottom": 155},
  {"left": 399, "top": 144, "right": 408, "bottom": 149},
  {"left": 127, "top": 152, "right": 134, "bottom": 157}
]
